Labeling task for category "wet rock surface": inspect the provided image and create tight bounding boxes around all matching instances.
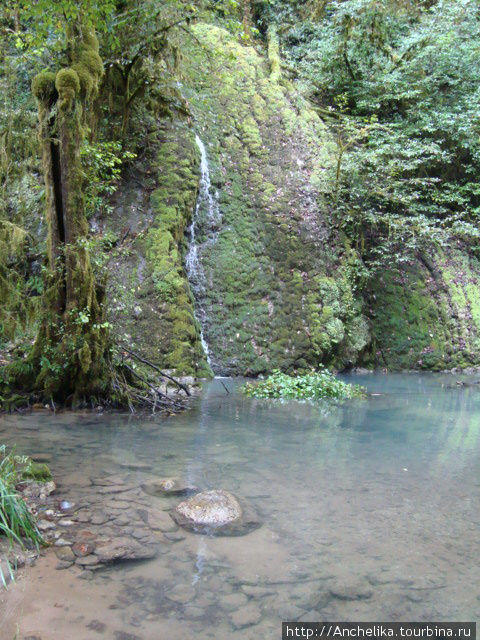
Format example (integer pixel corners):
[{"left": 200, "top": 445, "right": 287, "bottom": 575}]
[
  {"left": 172, "top": 489, "right": 261, "bottom": 536},
  {"left": 141, "top": 477, "right": 198, "bottom": 497}
]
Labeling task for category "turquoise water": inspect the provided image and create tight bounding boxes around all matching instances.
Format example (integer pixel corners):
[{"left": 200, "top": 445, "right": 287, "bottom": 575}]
[{"left": 1, "top": 374, "right": 479, "bottom": 638}]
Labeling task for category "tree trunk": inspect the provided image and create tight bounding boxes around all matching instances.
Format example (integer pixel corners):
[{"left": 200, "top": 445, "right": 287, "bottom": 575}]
[{"left": 28, "top": 23, "right": 111, "bottom": 405}]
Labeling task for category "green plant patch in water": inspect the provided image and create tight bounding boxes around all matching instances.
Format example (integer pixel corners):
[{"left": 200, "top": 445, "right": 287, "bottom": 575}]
[{"left": 242, "top": 369, "right": 365, "bottom": 400}]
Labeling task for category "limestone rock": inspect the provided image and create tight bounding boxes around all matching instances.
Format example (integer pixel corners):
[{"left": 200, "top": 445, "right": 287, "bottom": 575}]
[
  {"left": 94, "top": 537, "right": 157, "bottom": 564},
  {"left": 172, "top": 489, "right": 261, "bottom": 536},
  {"left": 141, "top": 477, "right": 198, "bottom": 497}
]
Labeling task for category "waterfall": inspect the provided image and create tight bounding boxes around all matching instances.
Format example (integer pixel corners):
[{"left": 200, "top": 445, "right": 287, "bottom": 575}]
[{"left": 185, "top": 135, "right": 220, "bottom": 368}]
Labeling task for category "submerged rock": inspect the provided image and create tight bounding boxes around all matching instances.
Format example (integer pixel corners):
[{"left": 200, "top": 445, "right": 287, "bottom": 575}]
[
  {"left": 141, "top": 477, "right": 198, "bottom": 497},
  {"left": 94, "top": 537, "right": 157, "bottom": 564},
  {"left": 172, "top": 489, "right": 261, "bottom": 536},
  {"left": 230, "top": 602, "right": 262, "bottom": 629}
]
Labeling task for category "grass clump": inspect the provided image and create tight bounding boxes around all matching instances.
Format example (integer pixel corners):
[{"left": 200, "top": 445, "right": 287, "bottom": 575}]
[
  {"left": 0, "top": 446, "right": 44, "bottom": 548},
  {"left": 242, "top": 369, "right": 365, "bottom": 400}
]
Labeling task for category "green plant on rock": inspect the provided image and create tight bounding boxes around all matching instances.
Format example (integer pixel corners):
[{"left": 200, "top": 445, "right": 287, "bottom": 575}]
[{"left": 242, "top": 368, "right": 365, "bottom": 400}]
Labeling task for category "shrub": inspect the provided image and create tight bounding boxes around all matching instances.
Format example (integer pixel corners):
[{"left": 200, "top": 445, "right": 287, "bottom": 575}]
[{"left": 242, "top": 369, "right": 365, "bottom": 400}]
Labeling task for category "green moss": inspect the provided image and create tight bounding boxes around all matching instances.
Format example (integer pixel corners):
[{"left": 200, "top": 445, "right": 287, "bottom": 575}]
[
  {"left": 32, "top": 70, "right": 56, "bottom": 102},
  {"left": 55, "top": 68, "right": 80, "bottom": 109},
  {"left": 72, "top": 63, "right": 95, "bottom": 98},
  {"left": 364, "top": 246, "right": 480, "bottom": 370},
  {"left": 22, "top": 461, "right": 52, "bottom": 482},
  {"left": 77, "top": 48, "right": 104, "bottom": 79}
]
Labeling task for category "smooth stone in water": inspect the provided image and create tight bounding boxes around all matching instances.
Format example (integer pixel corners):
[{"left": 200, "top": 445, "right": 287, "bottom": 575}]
[
  {"left": 147, "top": 508, "right": 178, "bottom": 533},
  {"left": 167, "top": 584, "right": 196, "bottom": 604},
  {"left": 230, "top": 603, "right": 262, "bottom": 629},
  {"left": 141, "top": 477, "right": 198, "bottom": 497},
  {"left": 328, "top": 582, "right": 373, "bottom": 601},
  {"left": 221, "top": 592, "right": 249, "bottom": 611},
  {"left": 76, "top": 554, "right": 100, "bottom": 567},
  {"left": 54, "top": 547, "right": 75, "bottom": 562},
  {"left": 73, "top": 541, "right": 95, "bottom": 557},
  {"left": 30, "top": 453, "right": 52, "bottom": 463},
  {"left": 172, "top": 489, "right": 261, "bottom": 536},
  {"left": 94, "top": 537, "right": 157, "bottom": 564}
]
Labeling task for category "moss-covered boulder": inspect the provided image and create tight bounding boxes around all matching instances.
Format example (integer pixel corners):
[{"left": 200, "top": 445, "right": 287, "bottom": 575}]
[{"left": 22, "top": 461, "right": 53, "bottom": 482}]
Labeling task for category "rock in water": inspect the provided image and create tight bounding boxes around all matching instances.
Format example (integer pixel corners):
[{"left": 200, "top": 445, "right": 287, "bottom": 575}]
[
  {"left": 94, "top": 537, "right": 157, "bottom": 564},
  {"left": 172, "top": 490, "right": 261, "bottom": 536},
  {"left": 141, "top": 477, "right": 198, "bottom": 497}
]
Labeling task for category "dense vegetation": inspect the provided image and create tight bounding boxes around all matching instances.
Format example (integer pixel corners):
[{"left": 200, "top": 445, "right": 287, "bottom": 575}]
[
  {"left": 242, "top": 369, "right": 365, "bottom": 400},
  {"left": 0, "top": 0, "right": 479, "bottom": 407},
  {"left": 261, "top": 0, "right": 480, "bottom": 271}
]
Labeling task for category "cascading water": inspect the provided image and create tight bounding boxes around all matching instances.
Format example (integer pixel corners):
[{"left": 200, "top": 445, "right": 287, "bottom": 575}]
[{"left": 185, "top": 135, "right": 221, "bottom": 368}]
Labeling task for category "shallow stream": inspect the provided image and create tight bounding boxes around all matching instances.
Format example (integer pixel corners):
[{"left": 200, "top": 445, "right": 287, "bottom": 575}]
[{"left": 1, "top": 374, "right": 479, "bottom": 639}]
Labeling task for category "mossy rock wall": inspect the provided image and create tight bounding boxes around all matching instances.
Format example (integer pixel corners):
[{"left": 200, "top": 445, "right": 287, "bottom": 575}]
[
  {"left": 104, "top": 120, "right": 211, "bottom": 376},
  {"left": 99, "top": 24, "right": 480, "bottom": 376},
  {"left": 365, "top": 245, "right": 480, "bottom": 370},
  {"left": 174, "top": 24, "right": 368, "bottom": 375}
]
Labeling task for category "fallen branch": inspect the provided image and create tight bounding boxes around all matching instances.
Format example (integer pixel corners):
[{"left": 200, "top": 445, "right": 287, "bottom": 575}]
[{"left": 118, "top": 345, "right": 191, "bottom": 396}]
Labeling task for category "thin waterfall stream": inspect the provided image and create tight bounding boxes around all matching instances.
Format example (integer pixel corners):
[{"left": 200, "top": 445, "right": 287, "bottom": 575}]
[{"left": 185, "top": 134, "right": 221, "bottom": 369}]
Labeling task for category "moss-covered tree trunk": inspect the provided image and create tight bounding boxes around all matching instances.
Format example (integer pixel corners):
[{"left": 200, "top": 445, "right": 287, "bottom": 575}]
[{"left": 27, "top": 23, "right": 111, "bottom": 405}]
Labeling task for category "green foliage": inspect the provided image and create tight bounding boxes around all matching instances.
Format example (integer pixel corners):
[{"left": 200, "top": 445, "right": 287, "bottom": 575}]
[
  {"left": 266, "top": 0, "right": 480, "bottom": 271},
  {"left": 80, "top": 140, "right": 135, "bottom": 218},
  {"left": 0, "top": 445, "right": 44, "bottom": 549},
  {"left": 242, "top": 368, "right": 365, "bottom": 399}
]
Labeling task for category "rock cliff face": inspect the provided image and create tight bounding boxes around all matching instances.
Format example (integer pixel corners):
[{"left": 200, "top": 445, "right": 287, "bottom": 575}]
[
  {"left": 364, "top": 245, "right": 480, "bottom": 370},
  {"left": 107, "top": 23, "right": 369, "bottom": 376},
  {"left": 103, "top": 24, "right": 480, "bottom": 376}
]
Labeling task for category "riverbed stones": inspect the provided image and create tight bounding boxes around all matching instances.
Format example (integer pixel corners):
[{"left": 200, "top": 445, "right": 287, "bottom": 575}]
[
  {"left": 147, "top": 508, "right": 178, "bottom": 533},
  {"left": 91, "top": 511, "right": 110, "bottom": 525},
  {"left": 328, "top": 582, "right": 373, "bottom": 601},
  {"left": 94, "top": 537, "right": 157, "bottom": 564},
  {"left": 221, "top": 592, "right": 249, "bottom": 611},
  {"left": 76, "top": 554, "right": 100, "bottom": 567},
  {"left": 30, "top": 453, "right": 52, "bottom": 463},
  {"left": 167, "top": 584, "right": 196, "bottom": 604},
  {"left": 172, "top": 489, "right": 261, "bottom": 536},
  {"left": 230, "top": 602, "right": 262, "bottom": 629},
  {"left": 54, "top": 546, "right": 75, "bottom": 562},
  {"left": 73, "top": 541, "right": 95, "bottom": 557},
  {"left": 21, "top": 480, "right": 56, "bottom": 500},
  {"left": 141, "top": 477, "right": 198, "bottom": 497}
]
